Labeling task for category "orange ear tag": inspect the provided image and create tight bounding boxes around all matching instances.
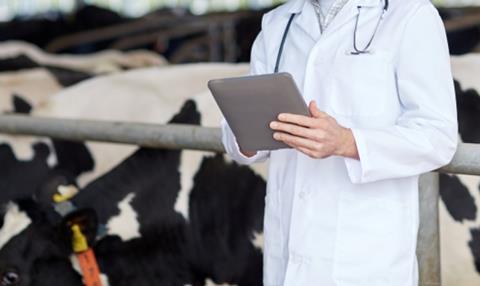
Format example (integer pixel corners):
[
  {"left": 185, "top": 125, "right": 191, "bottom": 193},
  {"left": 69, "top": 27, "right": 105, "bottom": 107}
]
[{"left": 76, "top": 249, "right": 103, "bottom": 286}]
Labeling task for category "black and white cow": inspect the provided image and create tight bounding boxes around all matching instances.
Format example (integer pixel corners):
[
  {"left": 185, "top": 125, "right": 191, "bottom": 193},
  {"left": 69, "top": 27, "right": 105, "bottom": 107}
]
[
  {"left": 0, "top": 63, "right": 266, "bottom": 285},
  {"left": 0, "top": 99, "right": 265, "bottom": 286},
  {"left": 438, "top": 55, "right": 480, "bottom": 285},
  {"left": 0, "top": 41, "right": 166, "bottom": 113},
  {"left": 1, "top": 57, "right": 480, "bottom": 286},
  {"left": 0, "top": 41, "right": 167, "bottom": 74}
]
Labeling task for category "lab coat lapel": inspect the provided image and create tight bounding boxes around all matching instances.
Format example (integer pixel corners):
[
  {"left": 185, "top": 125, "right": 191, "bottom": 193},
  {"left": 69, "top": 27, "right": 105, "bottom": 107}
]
[
  {"left": 292, "top": 0, "right": 321, "bottom": 42},
  {"left": 321, "top": 0, "right": 383, "bottom": 37}
]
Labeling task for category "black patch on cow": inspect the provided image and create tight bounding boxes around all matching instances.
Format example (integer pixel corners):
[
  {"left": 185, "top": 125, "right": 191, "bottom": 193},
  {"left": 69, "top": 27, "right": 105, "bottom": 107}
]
[
  {"left": 0, "top": 138, "right": 94, "bottom": 206},
  {"left": 43, "top": 65, "right": 92, "bottom": 87},
  {"left": 0, "top": 54, "right": 92, "bottom": 87},
  {"left": 34, "top": 139, "right": 94, "bottom": 204},
  {"left": 0, "top": 55, "right": 39, "bottom": 72},
  {"left": 93, "top": 224, "right": 195, "bottom": 285},
  {"left": 187, "top": 154, "right": 265, "bottom": 285},
  {"left": 439, "top": 173, "right": 477, "bottom": 222},
  {"left": 12, "top": 94, "right": 33, "bottom": 114},
  {"left": 31, "top": 259, "right": 83, "bottom": 286},
  {"left": 52, "top": 140, "right": 95, "bottom": 177},
  {"left": 447, "top": 28, "right": 480, "bottom": 55},
  {"left": 469, "top": 228, "right": 480, "bottom": 273},
  {"left": 73, "top": 100, "right": 200, "bottom": 223},
  {"left": 69, "top": 100, "right": 202, "bottom": 285},
  {"left": 0, "top": 143, "right": 52, "bottom": 203},
  {"left": 438, "top": 8, "right": 480, "bottom": 55},
  {"left": 455, "top": 80, "right": 480, "bottom": 143}
]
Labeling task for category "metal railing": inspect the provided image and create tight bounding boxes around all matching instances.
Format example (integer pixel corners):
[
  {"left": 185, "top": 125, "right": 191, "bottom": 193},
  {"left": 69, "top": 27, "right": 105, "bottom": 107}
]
[{"left": 0, "top": 114, "right": 478, "bottom": 286}]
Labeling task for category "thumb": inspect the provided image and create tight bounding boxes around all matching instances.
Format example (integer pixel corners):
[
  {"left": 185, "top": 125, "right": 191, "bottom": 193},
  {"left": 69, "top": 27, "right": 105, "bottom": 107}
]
[{"left": 309, "top": 101, "right": 324, "bottom": 118}]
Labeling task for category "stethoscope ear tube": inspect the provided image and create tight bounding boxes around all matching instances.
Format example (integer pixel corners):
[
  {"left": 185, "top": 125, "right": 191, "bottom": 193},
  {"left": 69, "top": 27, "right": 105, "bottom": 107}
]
[{"left": 274, "top": 13, "right": 296, "bottom": 73}]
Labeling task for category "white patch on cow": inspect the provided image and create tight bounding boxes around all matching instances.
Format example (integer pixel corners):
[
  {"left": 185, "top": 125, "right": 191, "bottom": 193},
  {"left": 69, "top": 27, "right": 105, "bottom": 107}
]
[
  {"left": 47, "top": 149, "right": 57, "bottom": 167},
  {"left": 251, "top": 231, "right": 264, "bottom": 251},
  {"left": 0, "top": 41, "right": 166, "bottom": 74},
  {"left": 57, "top": 185, "right": 79, "bottom": 198},
  {"left": 0, "top": 68, "right": 61, "bottom": 113},
  {"left": 33, "top": 63, "right": 254, "bottom": 188},
  {"left": 442, "top": 58, "right": 480, "bottom": 286},
  {"left": 106, "top": 193, "right": 141, "bottom": 241},
  {"left": 452, "top": 55, "right": 480, "bottom": 91},
  {"left": 440, "top": 173, "right": 480, "bottom": 285},
  {"left": 175, "top": 150, "right": 208, "bottom": 220},
  {"left": 70, "top": 255, "right": 110, "bottom": 286},
  {"left": 0, "top": 203, "right": 31, "bottom": 249},
  {"left": 0, "top": 135, "right": 57, "bottom": 167}
]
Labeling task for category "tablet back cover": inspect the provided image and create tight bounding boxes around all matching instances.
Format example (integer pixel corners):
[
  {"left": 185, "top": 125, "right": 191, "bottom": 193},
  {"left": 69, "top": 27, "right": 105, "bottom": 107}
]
[{"left": 209, "top": 73, "right": 309, "bottom": 151}]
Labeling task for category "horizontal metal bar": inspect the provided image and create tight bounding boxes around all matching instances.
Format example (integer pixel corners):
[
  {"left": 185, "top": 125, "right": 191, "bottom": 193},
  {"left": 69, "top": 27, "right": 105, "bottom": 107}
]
[
  {"left": 0, "top": 114, "right": 478, "bottom": 176},
  {"left": 438, "top": 143, "right": 480, "bottom": 175},
  {"left": 0, "top": 114, "right": 225, "bottom": 153}
]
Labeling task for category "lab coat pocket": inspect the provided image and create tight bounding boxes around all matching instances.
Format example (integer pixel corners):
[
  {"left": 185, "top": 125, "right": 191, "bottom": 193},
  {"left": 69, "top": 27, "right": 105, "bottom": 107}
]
[
  {"left": 333, "top": 196, "right": 414, "bottom": 286},
  {"left": 264, "top": 189, "right": 283, "bottom": 258},
  {"left": 330, "top": 51, "right": 395, "bottom": 117}
]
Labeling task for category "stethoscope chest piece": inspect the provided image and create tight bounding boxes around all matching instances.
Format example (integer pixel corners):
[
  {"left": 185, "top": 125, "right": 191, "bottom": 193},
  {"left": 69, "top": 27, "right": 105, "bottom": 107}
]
[{"left": 274, "top": 0, "right": 389, "bottom": 71}]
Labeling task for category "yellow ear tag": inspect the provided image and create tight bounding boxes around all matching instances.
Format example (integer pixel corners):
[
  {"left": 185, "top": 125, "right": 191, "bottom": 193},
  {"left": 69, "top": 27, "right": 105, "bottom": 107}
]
[
  {"left": 53, "top": 185, "right": 79, "bottom": 203},
  {"left": 71, "top": 224, "right": 89, "bottom": 253}
]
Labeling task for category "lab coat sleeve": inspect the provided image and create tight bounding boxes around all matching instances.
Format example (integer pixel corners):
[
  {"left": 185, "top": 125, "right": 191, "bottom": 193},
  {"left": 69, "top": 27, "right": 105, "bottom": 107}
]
[
  {"left": 344, "top": 4, "right": 458, "bottom": 184},
  {"left": 221, "top": 31, "right": 270, "bottom": 165}
]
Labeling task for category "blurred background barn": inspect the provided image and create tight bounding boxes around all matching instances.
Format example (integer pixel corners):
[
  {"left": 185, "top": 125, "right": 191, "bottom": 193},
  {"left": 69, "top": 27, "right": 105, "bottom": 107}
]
[{"left": 0, "top": 1, "right": 480, "bottom": 286}]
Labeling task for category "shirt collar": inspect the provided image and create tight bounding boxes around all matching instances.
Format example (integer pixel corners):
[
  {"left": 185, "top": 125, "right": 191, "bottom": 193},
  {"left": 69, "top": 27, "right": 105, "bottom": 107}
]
[{"left": 286, "top": 0, "right": 383, "bottom": 14}]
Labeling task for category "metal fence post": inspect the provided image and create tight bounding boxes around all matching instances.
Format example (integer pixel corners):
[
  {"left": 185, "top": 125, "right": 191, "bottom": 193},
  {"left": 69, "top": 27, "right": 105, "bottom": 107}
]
[{"left": 418, "top": 172, "right": 441, "bottom": 286}]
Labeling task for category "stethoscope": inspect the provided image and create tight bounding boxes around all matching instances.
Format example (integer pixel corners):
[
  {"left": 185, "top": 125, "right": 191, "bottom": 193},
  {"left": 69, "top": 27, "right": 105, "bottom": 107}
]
[{"left": 274, "top": 0, "right": 389, "bottom": 73}]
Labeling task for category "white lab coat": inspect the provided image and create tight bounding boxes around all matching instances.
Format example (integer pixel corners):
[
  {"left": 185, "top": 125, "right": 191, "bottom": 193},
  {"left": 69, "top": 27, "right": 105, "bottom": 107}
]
[{"left": 221, "top": 0, "right": 458, "bottom": 285}]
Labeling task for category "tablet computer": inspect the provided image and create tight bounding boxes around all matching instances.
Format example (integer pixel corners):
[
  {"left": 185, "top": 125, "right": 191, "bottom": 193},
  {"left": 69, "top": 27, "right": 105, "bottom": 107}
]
[{"left": 208, "top": 72, "right": 310, "bottom": 151}]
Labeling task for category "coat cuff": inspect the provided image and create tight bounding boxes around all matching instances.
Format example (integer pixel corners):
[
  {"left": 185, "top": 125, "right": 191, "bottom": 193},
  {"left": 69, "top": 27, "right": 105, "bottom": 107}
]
[
  {"left": 344, "top": 128, "right": 370, "bottom": 184},
  {"left": 221, "top": 119, "right": 268, "bottom": 165}
]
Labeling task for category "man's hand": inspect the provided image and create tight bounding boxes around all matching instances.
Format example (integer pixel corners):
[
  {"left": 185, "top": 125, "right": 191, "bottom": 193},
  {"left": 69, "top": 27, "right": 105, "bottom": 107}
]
[
  {"left": 240, "top": 150, "right": 257, "bottom": 158},
  {"left": 270, "top": 101, "right": 359, "bottom": 160}
]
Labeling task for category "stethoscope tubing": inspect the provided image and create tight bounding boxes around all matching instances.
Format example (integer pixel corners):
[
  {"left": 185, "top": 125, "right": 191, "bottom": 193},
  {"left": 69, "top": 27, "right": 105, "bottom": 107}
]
[{"left": 274, "top": 0, "right": 389, "bottom": 72}]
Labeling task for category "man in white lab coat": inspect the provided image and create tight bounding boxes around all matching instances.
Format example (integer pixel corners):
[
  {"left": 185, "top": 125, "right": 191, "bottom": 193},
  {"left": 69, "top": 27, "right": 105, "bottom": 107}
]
[{"left": 221, "top": 0, "right": 458, "bottom": 285}]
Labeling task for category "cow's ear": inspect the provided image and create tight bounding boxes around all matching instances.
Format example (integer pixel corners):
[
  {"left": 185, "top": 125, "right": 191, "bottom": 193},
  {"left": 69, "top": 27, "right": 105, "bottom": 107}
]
[
  {"left": 52, "top": 140, "right": 95, "bottom": 177},
  {"left": 169, "top": 100, "right": 201, "bottom": 125},
  {"left": 12, "top": 94, "right": 33, "bottom": 114}
]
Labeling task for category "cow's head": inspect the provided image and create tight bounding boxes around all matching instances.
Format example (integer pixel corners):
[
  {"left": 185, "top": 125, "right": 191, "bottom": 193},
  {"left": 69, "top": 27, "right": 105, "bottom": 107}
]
[
  {"left": 0, "top": 200, "right": 82, "bottom": 286},
  {"left": 0, "top": 100, "right": 201, "bottom": 285},
  {"left": 0, "top": 96, "right": 95, "bottom": 285}
]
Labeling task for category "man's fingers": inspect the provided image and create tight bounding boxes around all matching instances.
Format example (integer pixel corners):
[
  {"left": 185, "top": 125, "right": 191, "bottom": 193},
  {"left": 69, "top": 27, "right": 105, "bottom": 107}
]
[
  {"left": 273, "top": 132, "right": 319, "bottom": 150},
  {"left": 269, "top": 121, "right": 321, "bottom": 140},
  {"left": 309, "top": 101, "right": 329, "bottom": 119},
  {"left": 277, "top": 113, "right": 317, "bottom": 127}
]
